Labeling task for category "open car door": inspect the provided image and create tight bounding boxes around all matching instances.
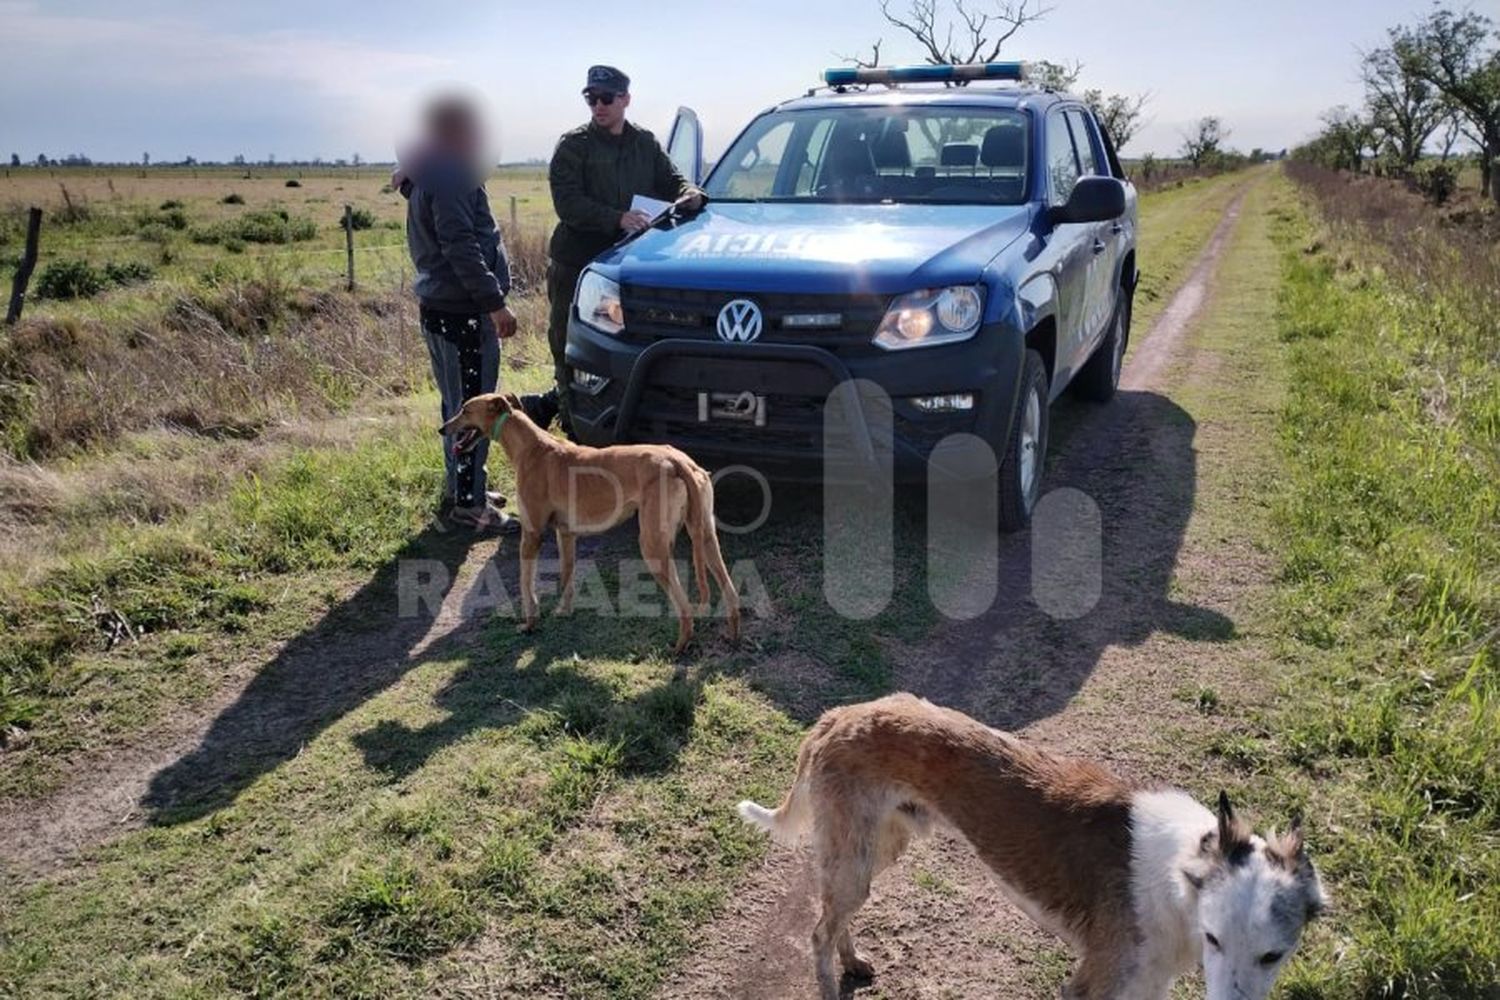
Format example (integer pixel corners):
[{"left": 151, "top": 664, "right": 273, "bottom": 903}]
[{"left": 665, "top": 106, "right": 703, "bottom": 186}]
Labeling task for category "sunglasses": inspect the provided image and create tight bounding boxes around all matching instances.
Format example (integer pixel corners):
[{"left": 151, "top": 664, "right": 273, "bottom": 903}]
[{"left": 584, "top": 92, "right": 619, "bottom": 107}]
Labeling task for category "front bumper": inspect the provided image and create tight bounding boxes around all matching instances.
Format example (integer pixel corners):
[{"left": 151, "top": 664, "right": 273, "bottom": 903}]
[{"left": 565, "top": 317, "right": 1024, "bottom": 482}]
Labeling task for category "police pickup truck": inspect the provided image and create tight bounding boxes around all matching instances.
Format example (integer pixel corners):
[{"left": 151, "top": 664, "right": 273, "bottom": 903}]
[{"left": 563, "top": 62, "right": 1138, "bottom": 530}]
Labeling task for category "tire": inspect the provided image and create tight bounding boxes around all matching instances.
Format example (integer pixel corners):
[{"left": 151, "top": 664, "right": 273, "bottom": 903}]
[
  {"left": 997, "top": 349, "right": 1050, "bottom": 532},
  {"left": 1072, "top": 290, "right": 1131, "bottom": 402}
]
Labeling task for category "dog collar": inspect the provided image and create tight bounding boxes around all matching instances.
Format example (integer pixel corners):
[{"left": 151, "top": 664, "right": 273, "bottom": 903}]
[{"left": 487, "top": 411, "right": 510, "bottom": 441}]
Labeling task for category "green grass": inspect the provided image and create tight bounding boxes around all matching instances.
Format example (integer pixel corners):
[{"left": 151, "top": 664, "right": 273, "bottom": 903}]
[
  {"left": 0, "top": 415, "right": 453, "bottom": 792},
  {"left": 1253, "top": 173, "right": 1499, "bottom": 997}
]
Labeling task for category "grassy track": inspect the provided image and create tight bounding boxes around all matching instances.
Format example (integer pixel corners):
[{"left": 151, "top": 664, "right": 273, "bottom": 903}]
[
  {"left": 1129, "top": 170, "right": 1251, "bottom": 334},
  {"left": 0, "top": 169, "right": 1262, "bottom": 998}
]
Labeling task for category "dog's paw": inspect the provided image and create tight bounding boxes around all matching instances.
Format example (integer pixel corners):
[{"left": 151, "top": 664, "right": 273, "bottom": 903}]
[
  {"left": 517, "top": 620, "right": 537, "bottom": 634},
  {"left": 552, "top": 604, "right": 573, "bottom": 618},
  {"left": 843, "top": 954, "right": 876, "bottom": 979}
]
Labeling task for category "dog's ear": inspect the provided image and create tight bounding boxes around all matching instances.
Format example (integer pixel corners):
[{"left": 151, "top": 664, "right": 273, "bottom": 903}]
[
  {"left": 499, "top": 392, "right": 521, "bottom": 413},
  {"left": 1183, "top": 829, "right": 1218, "bottom": 890},
  {"left": 1215, "top": 790, "right": 1254, "bottom": 865},
  {"left": 1266, "top": 814, "right": 1306, "bottom": 870},
  {"left": 1277, "top": 816, "right": 1328, "bottom": 922}
]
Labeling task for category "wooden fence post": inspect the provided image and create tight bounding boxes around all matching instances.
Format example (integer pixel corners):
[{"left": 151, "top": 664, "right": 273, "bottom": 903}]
[
  {"left": 509, "top": 195, "right": 518, "bottom": 231},
  {"left": 343, "top": 204, "right": 356, "bottom": 292},
  {"left": 5, "top": 207, "right": 42, "bottom": 325}
]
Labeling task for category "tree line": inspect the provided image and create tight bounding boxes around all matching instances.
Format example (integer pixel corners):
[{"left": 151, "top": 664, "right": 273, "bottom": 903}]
[
  {"left": 1294, "top": 5, "right": 1500, "bottom": 205},
  {"left": 9, "top": 153, "right": 376, "bottom": 169}
]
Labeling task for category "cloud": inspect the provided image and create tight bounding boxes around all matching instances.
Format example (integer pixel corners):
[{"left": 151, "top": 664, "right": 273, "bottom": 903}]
[{"left": 0, "top": 4, "right": 453, "bottom": 156}]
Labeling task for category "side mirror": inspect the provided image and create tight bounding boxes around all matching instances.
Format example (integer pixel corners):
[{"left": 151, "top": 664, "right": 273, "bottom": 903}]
[{"left": 1050, "top": 176, "right": 1126, "bottom": 225}]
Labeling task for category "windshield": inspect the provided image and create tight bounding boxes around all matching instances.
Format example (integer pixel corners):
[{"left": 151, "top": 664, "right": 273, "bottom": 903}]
[{"left": 704, "top": 105, "right": 1030, "bottom": 205}]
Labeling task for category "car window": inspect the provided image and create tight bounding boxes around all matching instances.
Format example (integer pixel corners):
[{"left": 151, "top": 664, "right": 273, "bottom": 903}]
[
  {"left": 1046, "top": 111, "right": 1081, "bottom": 205},
  {"left": 722, "top": 119, "right": 795, "bottom": 199},
  {"left": 791, "top": 118, "right": 834, "bottom": 195},
  {"left": 1066, "top": 109, "right": 1101, "bottom": 177},
  {"left": 705, "top": 106, "right": 1031, "bottom": 205}
]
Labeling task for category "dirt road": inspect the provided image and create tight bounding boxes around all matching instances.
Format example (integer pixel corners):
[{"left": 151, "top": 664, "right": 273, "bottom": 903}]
[{"left": 662, "top": 175, "right": 1278, "bottom": 999}]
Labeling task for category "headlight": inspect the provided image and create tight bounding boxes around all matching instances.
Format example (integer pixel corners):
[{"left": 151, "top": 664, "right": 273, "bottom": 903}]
[
  {"left": 575, "top": 269, "right": 624, "bottom": 335},
  {"left": 873, "top": 286, "right": 984, "bottom": 350}
]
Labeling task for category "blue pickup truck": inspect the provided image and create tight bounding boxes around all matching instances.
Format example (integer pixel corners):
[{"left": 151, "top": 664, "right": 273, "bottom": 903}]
[{"left": 563, "top": 63, "right": 1138, "bottom": 530}]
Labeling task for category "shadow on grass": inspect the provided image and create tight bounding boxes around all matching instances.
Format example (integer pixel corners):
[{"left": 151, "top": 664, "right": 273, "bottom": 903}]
[{"left": 142, "top": 521, "right": 486, "bottom": 823}]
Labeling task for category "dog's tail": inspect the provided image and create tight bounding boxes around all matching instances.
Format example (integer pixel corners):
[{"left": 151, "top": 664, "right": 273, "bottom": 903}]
[
  {"left": 738, "top": 713, "right": 833, "bottom": 846},
  {"left": 737, "top": 782, "right": 812, "bottom": 847},
  {"left": 662, "top": 453, "right": 713, "bottom": 609}
]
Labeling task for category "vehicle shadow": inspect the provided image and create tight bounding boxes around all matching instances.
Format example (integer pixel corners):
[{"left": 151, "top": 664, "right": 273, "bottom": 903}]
[
  {"left": 142, "top": 385, "right": 1218, "bottom": 821},
  {"left": 891, "top": 387, "right": 1231, "bottom": 729}
]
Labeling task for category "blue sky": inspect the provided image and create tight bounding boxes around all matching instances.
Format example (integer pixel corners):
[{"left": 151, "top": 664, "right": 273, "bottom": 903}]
[{"left": 2, "top": 0, "right": 1491, "bottom": 163}]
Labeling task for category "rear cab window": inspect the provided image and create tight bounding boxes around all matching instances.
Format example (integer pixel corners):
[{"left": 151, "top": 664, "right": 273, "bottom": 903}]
[
  {"left": 1065, "top": 109, "right": 1102, "bottom": 178},
  {"left": 1045, "top": 110, "right": 1082, "bottom": 205}
]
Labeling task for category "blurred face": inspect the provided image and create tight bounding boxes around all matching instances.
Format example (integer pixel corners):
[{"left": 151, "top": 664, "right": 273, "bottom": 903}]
[
  {"left": 425, "top": 99, "right": 484, "bottom": 160},
  {"left": 585, "top": 89, "right": 630, "bottom": 131}
]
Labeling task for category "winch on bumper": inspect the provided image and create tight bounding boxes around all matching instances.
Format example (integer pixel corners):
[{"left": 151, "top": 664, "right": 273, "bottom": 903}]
[{"left": 564, "top": 299, "right": 1025, "bottom": 482}]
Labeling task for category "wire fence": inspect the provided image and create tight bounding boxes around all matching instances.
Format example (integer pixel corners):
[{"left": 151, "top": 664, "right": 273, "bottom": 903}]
[{"left": 4, "top": 211, "right": 554, "bottom": 321}]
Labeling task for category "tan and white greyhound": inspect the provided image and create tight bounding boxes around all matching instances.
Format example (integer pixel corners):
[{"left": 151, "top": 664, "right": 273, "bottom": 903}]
[{"left": 740, "top": 693, "right": 1325, "bottom": 999}]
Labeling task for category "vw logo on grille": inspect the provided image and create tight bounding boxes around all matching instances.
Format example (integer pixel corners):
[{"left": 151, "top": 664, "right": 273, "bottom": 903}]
[{"left": 716, "top": 299, "right": 763, "bottom": 343}]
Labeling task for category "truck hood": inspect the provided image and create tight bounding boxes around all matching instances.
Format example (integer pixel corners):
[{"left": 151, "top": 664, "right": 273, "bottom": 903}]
[{"left": 596, "top": 201, "right": 1033, "bottom": 295}]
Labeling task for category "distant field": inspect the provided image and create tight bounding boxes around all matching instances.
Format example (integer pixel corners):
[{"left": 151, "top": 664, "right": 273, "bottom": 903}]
[{"left": 0, "top": 165, "right": 554, "bottom": 300}]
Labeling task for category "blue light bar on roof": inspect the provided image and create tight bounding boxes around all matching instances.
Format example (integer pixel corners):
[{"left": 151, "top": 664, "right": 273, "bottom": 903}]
[{"left": 823, "top": 62, "right": 1030, "bottom": 87}]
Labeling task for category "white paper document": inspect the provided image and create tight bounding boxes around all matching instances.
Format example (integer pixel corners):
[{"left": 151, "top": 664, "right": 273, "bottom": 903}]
[{"left": 630, "top": 194, "right": 673, "bottom": 219}]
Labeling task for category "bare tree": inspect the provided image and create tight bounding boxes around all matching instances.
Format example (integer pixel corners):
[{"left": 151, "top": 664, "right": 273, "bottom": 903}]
[
  {"left": 851, "top": 0, "right": 1051, "bottom": 68},
  {"left": 1394, "top": 6, "right": 1500, "bottom": 202},
  {"left": 1084, "top": 89, "right": 1151, "bottom": 152},
  {"left": 1180, "top": 116, "right": 1230, "bottom": 168},
  {"left": 1363, "top": 38, "right": 1446, "bottom": 173}
]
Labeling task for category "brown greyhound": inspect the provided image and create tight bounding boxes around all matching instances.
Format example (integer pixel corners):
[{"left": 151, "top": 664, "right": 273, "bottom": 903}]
[{"left": 442, "top": 392, "right": 740, "bottom": 653}]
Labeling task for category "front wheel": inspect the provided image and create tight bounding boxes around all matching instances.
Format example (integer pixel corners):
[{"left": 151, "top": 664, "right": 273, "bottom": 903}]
[
  {"left": 1073, "top": 292, "right": 1130, "bottom": 402},
  {"left": 997, "top": 349, "right": 1050, "bottom": 532}
]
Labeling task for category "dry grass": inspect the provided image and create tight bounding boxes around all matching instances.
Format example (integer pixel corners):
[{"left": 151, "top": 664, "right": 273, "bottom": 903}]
[
  {"left": 1, "top": 279, "right": 430, "bottom": 458},
  {"left": 1282, "top": 162, "right": 1500, "bottom": 327},
  {"left": 0, "top": 166, "right": 556, "bottom": 463}
]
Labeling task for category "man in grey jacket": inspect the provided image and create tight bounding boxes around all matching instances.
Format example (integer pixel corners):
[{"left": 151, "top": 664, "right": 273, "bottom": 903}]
[{"left": 398, "top": 96, "right": 519, "bottom": 532}]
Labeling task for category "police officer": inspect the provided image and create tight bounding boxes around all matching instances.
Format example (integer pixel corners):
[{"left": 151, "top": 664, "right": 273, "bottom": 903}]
[{"left": 541, "top": 65, "right": 703, "bottom": 432}]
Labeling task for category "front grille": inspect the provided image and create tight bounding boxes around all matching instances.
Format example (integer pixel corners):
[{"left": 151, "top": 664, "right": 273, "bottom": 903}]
[{"left": 620, "top": 285, "right": 888, "bottom": 352}]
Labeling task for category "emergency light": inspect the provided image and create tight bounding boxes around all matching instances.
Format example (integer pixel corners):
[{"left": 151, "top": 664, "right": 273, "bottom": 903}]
[{"left": 822, "top": 62, "right": 1030, "bottom": 87}]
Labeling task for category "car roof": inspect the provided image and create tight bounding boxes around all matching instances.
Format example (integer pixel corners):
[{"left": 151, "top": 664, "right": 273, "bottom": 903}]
[{"left": 772, "top": 86, "right": 1078, "bottom": 115}]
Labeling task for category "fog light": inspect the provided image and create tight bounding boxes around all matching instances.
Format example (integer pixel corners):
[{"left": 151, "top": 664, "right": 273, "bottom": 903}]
[
  {"left": 572, "top": 369, "right": 609, "bottom": 394},
  {"left": 783, "top": 312, "right": 843, "bottom": 329},
  {"left": 910, "top": 393, "right": 974, "bottom": 413}
]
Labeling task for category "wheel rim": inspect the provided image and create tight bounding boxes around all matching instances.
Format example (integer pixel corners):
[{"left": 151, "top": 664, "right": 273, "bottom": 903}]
[{"left": 1019, "top": 386, "right": 1041, "bottom": 504}]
